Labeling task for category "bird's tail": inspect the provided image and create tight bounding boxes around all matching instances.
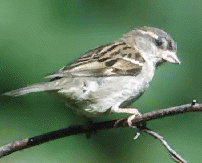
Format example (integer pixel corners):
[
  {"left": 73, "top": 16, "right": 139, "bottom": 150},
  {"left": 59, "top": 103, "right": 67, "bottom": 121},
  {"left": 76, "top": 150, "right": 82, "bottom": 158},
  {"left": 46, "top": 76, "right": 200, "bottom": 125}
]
[{"left": 3, "top": 82, "right": 55, "bottom": 97}]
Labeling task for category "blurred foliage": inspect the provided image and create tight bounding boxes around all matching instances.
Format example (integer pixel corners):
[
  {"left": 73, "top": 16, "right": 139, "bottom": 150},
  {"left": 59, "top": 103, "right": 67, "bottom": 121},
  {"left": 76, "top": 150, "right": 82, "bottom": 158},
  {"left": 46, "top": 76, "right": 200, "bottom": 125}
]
[{"left": 0, "top": 0, "right": 202, "bottom": 163}]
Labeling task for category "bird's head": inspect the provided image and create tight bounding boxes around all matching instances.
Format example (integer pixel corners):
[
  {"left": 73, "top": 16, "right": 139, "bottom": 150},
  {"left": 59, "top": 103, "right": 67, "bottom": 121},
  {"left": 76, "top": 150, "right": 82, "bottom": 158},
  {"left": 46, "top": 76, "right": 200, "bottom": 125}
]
[{"left": 123, "top": 26, "right": 180, "bottom": 65}]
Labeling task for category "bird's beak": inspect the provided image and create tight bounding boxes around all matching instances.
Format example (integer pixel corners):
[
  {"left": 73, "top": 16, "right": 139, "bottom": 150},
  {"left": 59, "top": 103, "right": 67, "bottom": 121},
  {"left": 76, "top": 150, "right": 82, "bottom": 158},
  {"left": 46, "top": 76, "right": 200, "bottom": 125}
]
[{"left": 161, "top": 50, "right": 180, "bottom": 64}]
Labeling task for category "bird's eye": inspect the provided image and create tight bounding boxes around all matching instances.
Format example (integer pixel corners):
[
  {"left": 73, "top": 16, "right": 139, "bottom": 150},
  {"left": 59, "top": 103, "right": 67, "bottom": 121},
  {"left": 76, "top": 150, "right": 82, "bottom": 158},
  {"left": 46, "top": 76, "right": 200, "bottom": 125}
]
[{"left": 168, "top": 41, "right": 173, "bottom": 50}]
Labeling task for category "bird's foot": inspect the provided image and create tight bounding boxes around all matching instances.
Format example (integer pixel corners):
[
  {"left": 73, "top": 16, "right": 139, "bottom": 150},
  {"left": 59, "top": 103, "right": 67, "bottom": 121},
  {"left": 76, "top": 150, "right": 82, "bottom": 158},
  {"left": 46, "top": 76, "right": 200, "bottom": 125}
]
[{"left": 113, "top": 107, "right": 142, "bottom": 127}]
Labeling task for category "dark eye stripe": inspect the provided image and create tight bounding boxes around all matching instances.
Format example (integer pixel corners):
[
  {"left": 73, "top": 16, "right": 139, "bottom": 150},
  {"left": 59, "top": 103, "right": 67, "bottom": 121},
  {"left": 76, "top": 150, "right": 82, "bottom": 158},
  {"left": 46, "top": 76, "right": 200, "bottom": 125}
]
[{"left": 155, "top": 38, "right": 163, "bottom": 46}]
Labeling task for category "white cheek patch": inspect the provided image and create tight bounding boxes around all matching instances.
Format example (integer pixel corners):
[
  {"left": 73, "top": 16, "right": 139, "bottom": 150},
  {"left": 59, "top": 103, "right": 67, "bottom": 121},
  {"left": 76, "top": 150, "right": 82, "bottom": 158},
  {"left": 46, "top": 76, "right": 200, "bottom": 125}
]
[{"left": 123, "top": 57, "right": 144, "bottom": 66}]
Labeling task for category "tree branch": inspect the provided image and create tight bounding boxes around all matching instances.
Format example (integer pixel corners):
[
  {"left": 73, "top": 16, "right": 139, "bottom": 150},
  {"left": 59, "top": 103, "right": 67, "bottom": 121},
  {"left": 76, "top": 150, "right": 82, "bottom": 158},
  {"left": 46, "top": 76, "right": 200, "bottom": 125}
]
[
  {"left": 144, "top": 128, "right": 187, "bottom": 163},
  {"left": 0, "top": 102, "right": 201, "bottom": 162}
]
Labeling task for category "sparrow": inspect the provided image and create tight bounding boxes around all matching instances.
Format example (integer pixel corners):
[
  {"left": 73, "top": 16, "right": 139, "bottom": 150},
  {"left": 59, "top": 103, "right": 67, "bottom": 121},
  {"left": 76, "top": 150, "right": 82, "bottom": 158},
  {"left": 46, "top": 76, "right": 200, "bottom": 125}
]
[{"left": 3, "top": 26, "right": 180, "bottom": 125}]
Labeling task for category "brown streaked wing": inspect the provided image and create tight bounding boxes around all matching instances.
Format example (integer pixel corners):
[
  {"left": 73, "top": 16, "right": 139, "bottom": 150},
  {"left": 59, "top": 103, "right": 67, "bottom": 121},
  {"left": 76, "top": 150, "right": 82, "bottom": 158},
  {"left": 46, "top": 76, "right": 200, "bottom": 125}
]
[
  {"left": 45, "top": 41, "right": 145, "bottom": 78},
  {"left": 44, "top": 42, "right": 114, "bottom": 78}
]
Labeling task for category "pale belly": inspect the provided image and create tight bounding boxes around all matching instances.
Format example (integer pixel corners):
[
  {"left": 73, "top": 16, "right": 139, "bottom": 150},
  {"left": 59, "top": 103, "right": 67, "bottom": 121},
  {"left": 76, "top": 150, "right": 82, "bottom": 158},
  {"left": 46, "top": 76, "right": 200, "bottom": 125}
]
[{"left": 57, "top": 65, "right": 155, "bottom": 117}]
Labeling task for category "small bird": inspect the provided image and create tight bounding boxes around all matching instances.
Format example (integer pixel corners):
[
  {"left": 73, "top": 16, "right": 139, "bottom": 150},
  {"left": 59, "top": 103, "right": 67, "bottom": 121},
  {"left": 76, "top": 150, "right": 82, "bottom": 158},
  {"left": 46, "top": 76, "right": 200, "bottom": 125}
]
[{"left": 3, "top": 26, "right": 180, "bottom": 125}]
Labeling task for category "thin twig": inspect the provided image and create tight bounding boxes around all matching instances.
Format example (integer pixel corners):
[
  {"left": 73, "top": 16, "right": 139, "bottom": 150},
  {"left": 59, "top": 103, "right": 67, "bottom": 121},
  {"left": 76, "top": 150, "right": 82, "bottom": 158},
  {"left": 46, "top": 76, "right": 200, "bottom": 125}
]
[
  {"left": 0, "top": 103, "right": 202, "bottom": 161},
  {"left": 144, "top": 128, "right": 187, "bottom": 163},
  {"left": 131, "top": 102, "right": 202, "bottom": 125}
]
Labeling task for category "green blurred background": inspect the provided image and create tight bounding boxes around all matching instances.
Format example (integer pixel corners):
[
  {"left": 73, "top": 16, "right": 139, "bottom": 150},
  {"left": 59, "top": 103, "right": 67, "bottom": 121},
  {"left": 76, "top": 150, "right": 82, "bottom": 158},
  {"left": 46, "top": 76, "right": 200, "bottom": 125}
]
[{"left": 0, "top": 0, "right": 202, "bottom": 163}]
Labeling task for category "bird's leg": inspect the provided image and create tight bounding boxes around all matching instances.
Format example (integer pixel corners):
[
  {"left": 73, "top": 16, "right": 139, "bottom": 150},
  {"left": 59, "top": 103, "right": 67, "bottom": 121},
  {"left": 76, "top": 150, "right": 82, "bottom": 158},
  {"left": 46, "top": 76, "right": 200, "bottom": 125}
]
[{"left": 115, "top": 108, "right": 142, "bottom": 127}]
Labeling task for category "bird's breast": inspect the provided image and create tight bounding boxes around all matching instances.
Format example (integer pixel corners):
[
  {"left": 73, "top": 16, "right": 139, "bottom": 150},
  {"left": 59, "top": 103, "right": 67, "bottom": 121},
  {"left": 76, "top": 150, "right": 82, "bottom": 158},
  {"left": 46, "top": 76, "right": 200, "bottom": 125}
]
[{"left": 57, "top": 63, "right": 155, "bottom": 117}]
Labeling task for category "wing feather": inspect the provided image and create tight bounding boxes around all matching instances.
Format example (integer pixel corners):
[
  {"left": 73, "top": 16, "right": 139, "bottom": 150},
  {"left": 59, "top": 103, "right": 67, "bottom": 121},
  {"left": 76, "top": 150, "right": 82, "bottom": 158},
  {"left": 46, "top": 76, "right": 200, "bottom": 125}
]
[{"left": 45, "top": 41, "right": 145, "bottom": 79}]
